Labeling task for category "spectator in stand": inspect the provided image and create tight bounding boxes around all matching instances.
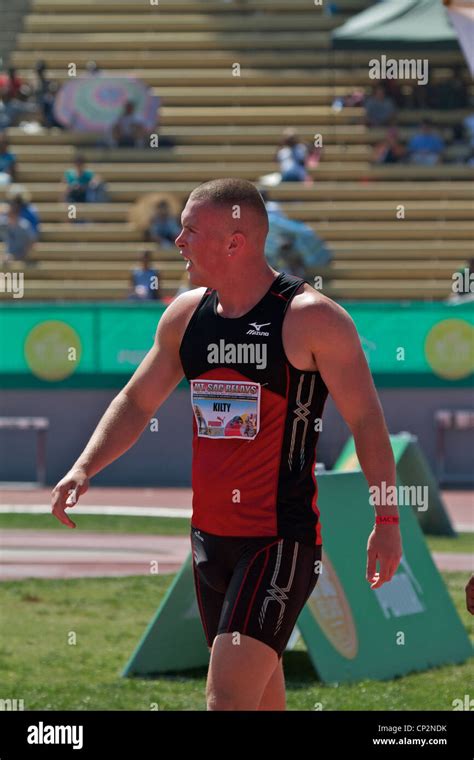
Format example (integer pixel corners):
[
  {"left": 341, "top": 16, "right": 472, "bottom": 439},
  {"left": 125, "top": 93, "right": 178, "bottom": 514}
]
[
  {"left": 61, "top": 154, "right": 105, "bottom": 203},
  {"left": 128, "top": 250, "right": 160, "bottom": 300},
  {"left": 0, "top": 68, "right": 36, "bottom": 129},
  {"left": 0, "top": 68, "right": 22, "bottom": 127},
  {"left": 0, "top": 201, "right": 36, "bottom": 263},
  {"left": 407, "top": 119, "right": 445, "bottom": 166},
  {"left": 275, "top": 128, "right": 312, "bottom": 182},
  {"left": 364, "top": 85, "right": 396, "bottom": 128},
  {"left": 32, "top": 60, "right": 62, "bottom": 129},
  {"left": 147, "top": 200, "right": 181, "bottom": 247},
  {"left": 7, "top": 186, "right": 41, "bottom": 238},
  {"left": 372, "top": 126, "right": 406, "bottom": 165},
  {"left": 0, "top": 67, "right": 23, "bottom": 100},
  {"left": 332, "top": 87, "right": 365, "bottom": 112},
  {"left": 0, "top": 135, "right": 16, "bottom": 185},
  {"left": 108, "top": 100, "right": 147, "bottom": 148}
]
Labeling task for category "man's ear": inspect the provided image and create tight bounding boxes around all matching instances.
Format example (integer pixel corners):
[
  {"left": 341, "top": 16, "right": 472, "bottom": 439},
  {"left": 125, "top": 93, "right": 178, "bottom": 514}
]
[{"left": 229, "top": 231, "right": 245, "bottom": 253}]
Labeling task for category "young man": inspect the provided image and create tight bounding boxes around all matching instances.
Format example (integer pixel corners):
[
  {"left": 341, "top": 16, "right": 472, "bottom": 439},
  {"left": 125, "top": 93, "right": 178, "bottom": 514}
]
[{"left": 51, "top": 178, "right": 402, "bottom": 711}]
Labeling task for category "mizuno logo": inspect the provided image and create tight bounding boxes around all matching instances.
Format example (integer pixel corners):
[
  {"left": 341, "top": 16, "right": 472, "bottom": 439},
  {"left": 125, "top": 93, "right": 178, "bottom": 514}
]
[{"left": 247, "top": 321, "right": 271, "bottom": 336}]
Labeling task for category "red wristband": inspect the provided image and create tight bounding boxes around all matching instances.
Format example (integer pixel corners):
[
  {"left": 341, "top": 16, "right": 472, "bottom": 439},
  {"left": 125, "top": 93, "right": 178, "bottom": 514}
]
[{"left": 375, "top": 515, "right": 400, "bottom": 525}]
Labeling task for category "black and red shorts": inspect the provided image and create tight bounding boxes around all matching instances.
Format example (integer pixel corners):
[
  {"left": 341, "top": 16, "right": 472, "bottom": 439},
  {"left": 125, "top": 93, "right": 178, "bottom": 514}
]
[{"left": 190, "top": 525, "right": 322, "bottom": 659}]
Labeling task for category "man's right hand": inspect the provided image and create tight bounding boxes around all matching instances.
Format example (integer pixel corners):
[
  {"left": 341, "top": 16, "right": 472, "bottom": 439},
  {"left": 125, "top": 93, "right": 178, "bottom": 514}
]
[{"left": 51, "top": 468, "right": 90, "bottom": 528}]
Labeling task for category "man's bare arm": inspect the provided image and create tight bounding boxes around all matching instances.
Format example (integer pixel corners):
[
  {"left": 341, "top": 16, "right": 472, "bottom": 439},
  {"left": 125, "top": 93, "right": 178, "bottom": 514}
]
[
  {"left": 51, "top": 289, "right": 202, "bottom": 527},
  {"left": 307, "top": 297, "right": 402, "bottom": 588}
]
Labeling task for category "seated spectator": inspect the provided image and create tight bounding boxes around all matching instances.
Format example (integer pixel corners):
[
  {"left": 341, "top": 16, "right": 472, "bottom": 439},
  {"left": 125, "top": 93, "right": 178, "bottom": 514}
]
[
  {"left": 61, "top": 154, "right": 105, "bottom": 203},
  {"left": 0, "top": 67, "right": 23, "bottom": 100},
  {"left": 7, "top": 185, "right": 40, "bottom": 238},
  {"left": 147, "top": 200, "right": 181, "bottom": 247},
  {"left": 372, "top": 126, "right": 406, "bottom": 165},
  {"left": 32, "top": 60, "right": 62, "bottom": 129},
  {"left": 364, "top": 85, "right": 396, "bottom": 128},
  {"left": 0, "top": 135, "right": 16, "bottom": 184},
  {"left": 0, "top": 69, "right": 36, "bottom": 129},
  {"left": 1, "top": 67, "right": 31, "bottom": 127},
  {"left": 108, "top": 100, "right": 146, "bottom": 148},
  {"left": 407, "top": 119, "right": 445, "bottom": 165},
  {"left": 128, "top": 251, "right": 160, "bottom": 300},
  {"left": 0, "top": 67, "right": 22, "bottom": 127},
  {"left": 0, "top": 202, "right": 36, "bottom": 263},
  {"left": 275, "top": 128, "right": 312, "bottom": 182}
]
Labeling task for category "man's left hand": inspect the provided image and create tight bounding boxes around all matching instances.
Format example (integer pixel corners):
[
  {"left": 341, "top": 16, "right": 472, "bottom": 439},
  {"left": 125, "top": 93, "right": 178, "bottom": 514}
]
[{"left": 366, "top": 525, "right": 402, "bottom": 589}]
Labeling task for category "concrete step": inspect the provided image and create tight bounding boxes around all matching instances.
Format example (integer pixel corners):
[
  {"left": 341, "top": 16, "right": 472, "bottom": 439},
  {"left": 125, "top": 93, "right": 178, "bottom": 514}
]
[{"left": 0, "top": 0, "right": 31, "bottom": 65}]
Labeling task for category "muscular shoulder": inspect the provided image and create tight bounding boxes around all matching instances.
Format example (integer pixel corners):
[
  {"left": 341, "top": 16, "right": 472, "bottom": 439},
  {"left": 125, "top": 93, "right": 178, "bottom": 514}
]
[{"left": 287, "top": 283, "right": 356, "bottom": 339}]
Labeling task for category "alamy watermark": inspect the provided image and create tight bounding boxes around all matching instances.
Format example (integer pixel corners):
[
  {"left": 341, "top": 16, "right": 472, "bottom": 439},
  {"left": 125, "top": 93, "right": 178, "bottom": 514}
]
[
  {"left": 0, "top": 271, "right": 24, "bottom": 298},
  {"left": 0, "top": 698, "right": 25, "bottom": 710},
  {"left": 27, "top": 722, "right": 83, "bottom": 750},
  {"left": 207, "top": 340, "right": 267, "bottom": 370},
  {"left": 452, "top": 267, "right": 474, "bottom": 295},
  {"left": 369, "top": 483, "right": 428, "bottom": 512},
  {"left": 369, "top": 55, "right": 429, "bottom": 86}
]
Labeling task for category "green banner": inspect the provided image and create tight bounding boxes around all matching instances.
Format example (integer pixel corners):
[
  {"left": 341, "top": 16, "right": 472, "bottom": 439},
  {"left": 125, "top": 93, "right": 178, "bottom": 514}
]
[
  {"left": 98, "top": 307, "right": 165, "bottom": 373},
  {"left": 350, "top": 303, "right": 474, "bottom": 383},
  {"left": 0, "top": 301, "right": 472, "bottom": 388}
]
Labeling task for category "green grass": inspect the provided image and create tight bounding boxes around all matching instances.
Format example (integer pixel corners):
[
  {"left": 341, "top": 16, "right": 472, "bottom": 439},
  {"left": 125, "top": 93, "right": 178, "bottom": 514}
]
[
  {"left": 0, "top": 512, "right": 472, "bottom": 553},
  {"left": 0, "top": 572, "right": 472, "bottom": 711},
  {"left": 423, "top": 532, "right": 473, "bottom": 554},
  {"left": 0, "top": 512, "right": 190, "bottom": 535}
]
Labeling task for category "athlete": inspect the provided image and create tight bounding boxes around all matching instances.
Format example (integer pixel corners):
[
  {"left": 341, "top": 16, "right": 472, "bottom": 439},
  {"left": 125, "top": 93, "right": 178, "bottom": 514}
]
[{"left": 51, "top": 178, "right": 402, "bottom": 711}]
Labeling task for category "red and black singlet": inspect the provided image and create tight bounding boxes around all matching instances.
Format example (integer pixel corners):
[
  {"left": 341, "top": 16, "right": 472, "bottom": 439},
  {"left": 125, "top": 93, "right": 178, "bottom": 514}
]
[{"left": 179, "top": 271, "right": 329, "bottom": 546}]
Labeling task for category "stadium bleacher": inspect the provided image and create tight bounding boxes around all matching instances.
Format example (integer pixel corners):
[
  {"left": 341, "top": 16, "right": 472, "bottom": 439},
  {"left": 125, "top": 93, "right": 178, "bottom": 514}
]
[{"left": 1, "top": 0, "right": 473, "bottom": 300}]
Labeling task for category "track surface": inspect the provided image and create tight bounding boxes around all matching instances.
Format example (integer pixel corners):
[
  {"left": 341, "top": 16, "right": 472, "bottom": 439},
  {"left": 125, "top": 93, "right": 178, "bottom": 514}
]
[{"left": 1, "top": 487, "right": 472, "bottom": 580}]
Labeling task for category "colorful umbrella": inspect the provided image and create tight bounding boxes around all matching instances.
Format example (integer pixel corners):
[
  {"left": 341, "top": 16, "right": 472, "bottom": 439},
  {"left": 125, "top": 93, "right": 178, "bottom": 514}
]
[{"left": 53, "top": 75, "right": 159, "bottom": 132}]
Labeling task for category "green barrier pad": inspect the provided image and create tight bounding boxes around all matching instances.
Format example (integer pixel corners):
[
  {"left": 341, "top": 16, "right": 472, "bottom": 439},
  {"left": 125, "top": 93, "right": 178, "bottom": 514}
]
[
  {"left": 122, "top": 553, "right": 208, "bottom": 676},
  {"left": 298, "top": 471, "right": 471, "bottom": 683}
]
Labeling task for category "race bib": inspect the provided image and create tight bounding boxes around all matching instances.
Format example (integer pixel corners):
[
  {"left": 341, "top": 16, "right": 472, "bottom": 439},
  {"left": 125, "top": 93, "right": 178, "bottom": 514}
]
[{"left": 190, "top": 379, "right": 261, "bottom": 440}]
